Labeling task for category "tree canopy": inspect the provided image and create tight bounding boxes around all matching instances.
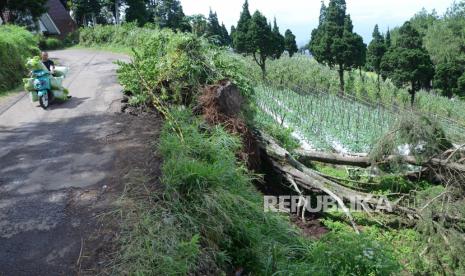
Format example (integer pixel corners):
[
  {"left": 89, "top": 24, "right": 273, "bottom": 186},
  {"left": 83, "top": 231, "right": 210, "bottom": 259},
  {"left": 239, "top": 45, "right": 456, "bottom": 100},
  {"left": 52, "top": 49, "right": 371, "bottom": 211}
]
[
  {"left": 367, "top": 25, "right": 387, "bottom": 92},
  {"left": 284, "top": 29, "right": 298, "bottom": 57},
  {"left": 151, "top": 0, "right": 190, "bottom": 31},
  {"left": 381, "top": 21, "right": 434, "bottom": 106},
  {"left": 271, "top": 18, "right": 285, "bottom": 59},
  {"left": 247, "top": 11, "right": 275, "bottom": 79},
  {"left": 309, "top": 0, "right": 366, "bottom": 94},
  {"left": 232, "top": 0, "right": 252, "bottom": 53},
  {"left": 125, "top": 0, "right": 149, "bottom": 26},
  {"left": 0, "top": 0, "right": 48, "bottom": 24}
]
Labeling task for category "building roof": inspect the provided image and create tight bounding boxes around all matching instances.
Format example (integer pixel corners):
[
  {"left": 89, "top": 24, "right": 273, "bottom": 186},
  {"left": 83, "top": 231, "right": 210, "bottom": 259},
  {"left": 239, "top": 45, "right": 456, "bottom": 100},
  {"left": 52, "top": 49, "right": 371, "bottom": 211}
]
[{"left": 43, "top": 0, "right": 76, "bottom": 38}]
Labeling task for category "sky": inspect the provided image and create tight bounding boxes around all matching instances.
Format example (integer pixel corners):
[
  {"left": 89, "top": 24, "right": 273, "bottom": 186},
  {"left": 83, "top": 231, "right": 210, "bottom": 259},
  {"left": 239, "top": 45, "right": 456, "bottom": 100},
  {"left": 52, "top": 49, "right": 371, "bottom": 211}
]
[{"left": 180, "top": 0, "right": 453, "bottom": 46}]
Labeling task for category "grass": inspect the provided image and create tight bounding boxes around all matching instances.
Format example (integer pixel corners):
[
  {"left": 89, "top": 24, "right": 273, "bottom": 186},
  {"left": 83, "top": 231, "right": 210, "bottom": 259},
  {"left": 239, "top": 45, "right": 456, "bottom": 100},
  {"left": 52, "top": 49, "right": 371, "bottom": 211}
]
[
  {"left": 115, "top": 108, "right": 400, "bottom": 275},
  {"left": 0, "top": 85, "right": 23, "bottom": 101}
]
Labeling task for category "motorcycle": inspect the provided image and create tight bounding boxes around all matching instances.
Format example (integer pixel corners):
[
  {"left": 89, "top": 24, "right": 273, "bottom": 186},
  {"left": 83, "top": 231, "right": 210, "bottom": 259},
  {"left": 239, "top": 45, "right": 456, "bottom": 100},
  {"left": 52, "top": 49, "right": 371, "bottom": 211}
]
[
  {"left": 25, "top": 57, "right": 69, "bottom": 110},
  {"left": 31, "top": 69, "right": 53, "bottom": 109}
]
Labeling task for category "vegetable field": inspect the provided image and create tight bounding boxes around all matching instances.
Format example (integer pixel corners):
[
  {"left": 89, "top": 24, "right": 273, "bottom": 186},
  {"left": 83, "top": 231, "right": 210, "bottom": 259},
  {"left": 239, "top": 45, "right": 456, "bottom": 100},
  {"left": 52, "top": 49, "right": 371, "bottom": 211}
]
[{"left": 255, "top": 84, "right": 465, "bottom": 153}]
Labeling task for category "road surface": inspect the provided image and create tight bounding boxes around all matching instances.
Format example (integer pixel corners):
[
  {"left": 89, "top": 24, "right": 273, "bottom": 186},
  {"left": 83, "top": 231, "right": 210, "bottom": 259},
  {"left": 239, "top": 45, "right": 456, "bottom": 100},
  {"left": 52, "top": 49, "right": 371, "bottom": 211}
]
[{"left": 0, "top": 49, "right": 157, "bottom": 275}]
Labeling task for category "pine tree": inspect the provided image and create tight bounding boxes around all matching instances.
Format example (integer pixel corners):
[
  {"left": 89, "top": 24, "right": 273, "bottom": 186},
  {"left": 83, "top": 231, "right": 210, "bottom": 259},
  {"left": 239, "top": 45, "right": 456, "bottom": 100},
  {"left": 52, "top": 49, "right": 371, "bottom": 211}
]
[
  {"left": 233, "top": 0, "right": 252, "bottom": 53},
  {"left": 272, "top": 18, "right": 285, "bottom": 59},
  {"left": 367, "top": 24, "right": 387, "bottom": 93},
  {"left": 284, "top": 29, "right": 298, "bottom": 57},
  {"left": 220, "top": 23, "right": 231, "bottom": 46},
  {"left": 247, "top": 11, "right": 275, "bottom": 79},
  {"left": 206, "top": 9, "right": 222, "bottom": 44},
  {"left": 381, "top": 21, "right": 435, "bottom": 106},
  {"left": 385, "top": 28, "right": 391, "bottom": 48},
  {"left": 309, "top": 0, "right": 364, "bottom": 94}
]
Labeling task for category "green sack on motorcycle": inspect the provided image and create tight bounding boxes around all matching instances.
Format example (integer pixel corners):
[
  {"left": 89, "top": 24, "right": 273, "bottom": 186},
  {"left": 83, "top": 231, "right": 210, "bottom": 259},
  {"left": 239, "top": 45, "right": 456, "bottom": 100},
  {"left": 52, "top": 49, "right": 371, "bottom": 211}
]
[
  {"left": 50, "top": 76, "right": 64, "bottom": 90},
  {"left": 23, "top": 78, "right": 35, "bottom": 91},
  {"left": 26, "top": 56, "right": 48, "bottom": 72}
]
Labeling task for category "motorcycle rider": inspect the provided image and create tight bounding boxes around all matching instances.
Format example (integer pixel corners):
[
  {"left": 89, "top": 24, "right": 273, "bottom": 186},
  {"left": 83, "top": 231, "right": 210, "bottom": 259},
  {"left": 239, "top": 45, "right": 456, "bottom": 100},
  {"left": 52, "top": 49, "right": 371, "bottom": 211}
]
[{"left": 41, "top": 51, "right": 55, "bottom": 74}]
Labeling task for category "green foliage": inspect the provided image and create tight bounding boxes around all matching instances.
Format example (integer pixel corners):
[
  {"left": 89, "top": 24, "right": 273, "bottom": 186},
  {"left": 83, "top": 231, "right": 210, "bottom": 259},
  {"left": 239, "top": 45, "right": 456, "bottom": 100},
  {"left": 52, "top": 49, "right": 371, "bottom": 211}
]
[
  {"left": 458, "top": 72, "right": 465, "bottom": 97},
  {"left": 434, "top": 60, "right": 464, "bottom": 98},
  {"left": 271, "top": 18, "right": 285, "bottom": 59},
  {"left": 80, "top": 24, "right": 252, "bottom": 106},
  {"left": 366, "top": 25, "right": 387, "bottom": 91},
  {"left": 0, "top": 25, "right": 39, "bottom": 93},
  {"left": 284, "top": 29, "right": 298, "bottom": 57},
  {"left": 381, "top": 21, "right": 435, "bottom": 106},
  {"left": 125, "top": 0, "right": 149, "bottom": 26},
  {"left": 38, "top": 36, "right": 64, "bottom": 50},
  {"left": 232, "top": 1, "right": 285, "bottom": 78},
  {"left": 308, "top": 232, "right": 401, "bottom": 276},
  {"left": 151, "top": 0, "right": 191, "bottom": 32},
  {"left": 0, "top": 0, "right": 47, "bottom": 24},
  {"left": 153, "top": 108, "right": 312, "bottom": 274},
  {"left": 309, "top": 0, "right": 366, "bottom": 93},
  {"left": 69, "top": 0, "right": 102, "bottom": 26},
  {"left": 371, "top": 114, "right": 452, "bottom": 166},
  {"left": 232, "top": 0, "right": 252, "bottom": 53}
]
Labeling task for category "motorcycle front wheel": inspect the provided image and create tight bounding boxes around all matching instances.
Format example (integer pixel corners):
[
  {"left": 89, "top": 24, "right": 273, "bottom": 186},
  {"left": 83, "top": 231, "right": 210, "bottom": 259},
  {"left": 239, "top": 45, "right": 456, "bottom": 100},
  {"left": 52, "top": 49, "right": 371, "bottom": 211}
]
[{"left": 39, "top": 91, "right": 50, "bottom": 109}]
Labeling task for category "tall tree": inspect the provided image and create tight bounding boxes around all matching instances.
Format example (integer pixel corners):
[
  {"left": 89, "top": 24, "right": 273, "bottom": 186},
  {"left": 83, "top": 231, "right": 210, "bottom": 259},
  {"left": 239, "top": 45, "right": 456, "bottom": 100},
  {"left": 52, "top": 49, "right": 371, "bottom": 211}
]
[
  {"left": 309, "top": 0, "right": 364, "bottom": 94},
  {"left": 381, "top": 21, "right": 434, "bottom": 106},
  {"left": 206, "top": 9, "right": 222, "bottom": 44},
  {"left": 284, "top": 29, "right": 298, "bottom": 57},
  {"left": 125, "top": 0, "right": 149, "bottom": 26},
  {"left": 151, "top": 0, "right": 189, "bottom": 31},
  {"left": 271, "top": 18, "right": 285, "bottom": 59},
  {"left": 69, "top": 0, "right": 102, "bottom": 26},
  {"left": 367, "top": 24, "right": 387, "bottom": 93},
  {"left": 247, "top": 11, "right": 275, "bottom": 79},
  {"left": 188, "top": 14, "right": 207, "bottom": 37},
  {"left": 385, "top": 28, "right": 391, "bottom": 48},
  {"left": 353, "top": 32, "right": 366, "bottom": 79},
  {"left": 458, "top": 72, "right": 465, "bottom": 98},
  {"left": 433, "top": 60, "right": 464, "bottom": 98},
  {"left": 0, "top": 0, "right": 48, "bottom": 24},
  {"left": 232, "top": 0, "right": 252, "bottom": 53},
  {"left": 220, "top": 23, "right": 231, "bottom": 46}
]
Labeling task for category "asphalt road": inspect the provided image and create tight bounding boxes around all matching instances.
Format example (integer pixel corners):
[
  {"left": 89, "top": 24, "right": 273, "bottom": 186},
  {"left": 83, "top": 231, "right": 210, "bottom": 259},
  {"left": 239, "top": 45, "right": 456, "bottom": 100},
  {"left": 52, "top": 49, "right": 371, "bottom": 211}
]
[{"left": 0, "top": 49, "right": 130, "bottom": 275}]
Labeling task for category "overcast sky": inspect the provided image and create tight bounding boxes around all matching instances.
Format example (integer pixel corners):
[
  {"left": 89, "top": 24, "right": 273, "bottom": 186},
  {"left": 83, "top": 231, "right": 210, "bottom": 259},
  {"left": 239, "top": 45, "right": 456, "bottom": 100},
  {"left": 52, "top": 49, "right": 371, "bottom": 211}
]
[{"left": 180, "top": 0, "right": 452, "bottom": 46}]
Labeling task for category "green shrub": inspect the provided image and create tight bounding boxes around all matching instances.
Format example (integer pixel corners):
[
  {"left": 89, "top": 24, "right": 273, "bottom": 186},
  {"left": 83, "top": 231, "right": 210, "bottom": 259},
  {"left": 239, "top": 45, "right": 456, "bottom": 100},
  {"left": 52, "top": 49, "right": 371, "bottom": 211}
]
[
  {"left": 308, "top": 232, "right": 401, "bottom": 276},
  {"left": 38, "top": 36, "right": 63, "bottom": 50},
  {"left": 0, "top": 25, "right": 39, "bottom": 92}
]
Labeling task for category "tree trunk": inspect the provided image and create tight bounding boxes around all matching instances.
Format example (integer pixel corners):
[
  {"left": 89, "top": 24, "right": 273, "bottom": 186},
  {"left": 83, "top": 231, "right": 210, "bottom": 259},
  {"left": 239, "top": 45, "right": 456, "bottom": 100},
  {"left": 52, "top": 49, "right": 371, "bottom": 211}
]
[
  {"left": 338, "top": 64, "right": 345, "bottom": 95},
  {"left": 377, "top": 73, "right": 381, "bottom": 97},
  {"left": 410, "top": 81, "right": 415, "bottom": 107},
  {"left": 260, "top": 57, "right": 266, "bottom": 81},
  {"left": 295, "top": 149, "right": 465, "bottom": 173},
  {"left": 114, "top": 0, "right": 120, "bottom": 24}
]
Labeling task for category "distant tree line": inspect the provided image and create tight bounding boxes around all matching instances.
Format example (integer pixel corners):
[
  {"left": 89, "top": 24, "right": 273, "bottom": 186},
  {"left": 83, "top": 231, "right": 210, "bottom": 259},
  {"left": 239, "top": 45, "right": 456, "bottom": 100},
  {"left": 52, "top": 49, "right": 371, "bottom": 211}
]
[
  {"left": 308, "top": 0, "right": 465, "bottom": 104},
  {"left": 231, "top": 0, "right": 298, "bottom": 79}
]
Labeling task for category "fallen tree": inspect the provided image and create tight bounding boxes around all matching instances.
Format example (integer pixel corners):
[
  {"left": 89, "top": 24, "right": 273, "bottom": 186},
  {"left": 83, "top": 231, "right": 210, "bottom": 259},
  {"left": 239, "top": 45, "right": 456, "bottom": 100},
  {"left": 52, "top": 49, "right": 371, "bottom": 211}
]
[
  {"left": 294, "top": 149, "right": 465, "bottom": 173},
  {"left": 255, "top": 131, "right": 421, "bottom": 224}
]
